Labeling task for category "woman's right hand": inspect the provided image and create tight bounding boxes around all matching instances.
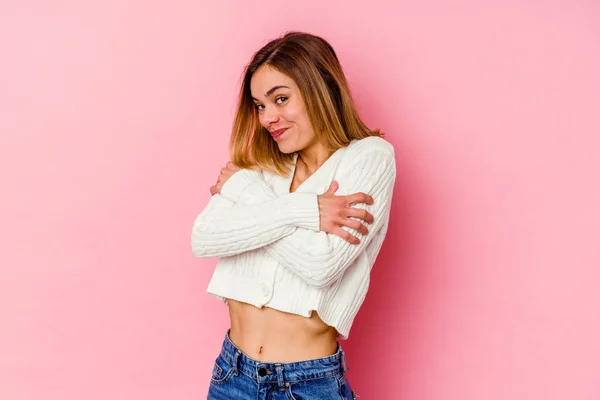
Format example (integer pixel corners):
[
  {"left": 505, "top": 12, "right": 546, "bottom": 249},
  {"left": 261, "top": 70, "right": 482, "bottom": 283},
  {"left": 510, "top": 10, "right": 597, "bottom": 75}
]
[
  {"left": 209, "top": 162, "right": 241, "bottom": 196},
  {"left": 317, "top": 180, "right": 375, "bottom": 244}
]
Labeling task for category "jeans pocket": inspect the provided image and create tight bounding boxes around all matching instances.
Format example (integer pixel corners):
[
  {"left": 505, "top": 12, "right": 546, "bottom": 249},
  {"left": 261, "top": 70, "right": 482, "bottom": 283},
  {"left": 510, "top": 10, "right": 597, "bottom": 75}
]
[{"left": 210, "top": 354, "right": 236, "bottom": 385}]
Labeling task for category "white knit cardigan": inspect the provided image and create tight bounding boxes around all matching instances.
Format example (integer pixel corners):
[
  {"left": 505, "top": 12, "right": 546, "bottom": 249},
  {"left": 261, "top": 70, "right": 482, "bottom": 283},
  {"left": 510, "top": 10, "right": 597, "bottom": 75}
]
[{"left": 191, "top": 136, "right": 396, "bottom": 339}]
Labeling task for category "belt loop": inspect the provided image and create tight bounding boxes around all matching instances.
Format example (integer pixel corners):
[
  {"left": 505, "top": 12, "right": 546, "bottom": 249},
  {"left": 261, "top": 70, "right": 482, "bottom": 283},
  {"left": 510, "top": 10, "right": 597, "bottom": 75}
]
[
  {"left": 340, "top": 346, "right": 348, "bottom": 373},
  {"left": 232, "top": 350, "right": 241, "bottom": 376},
  {"left": 275, "top": 363, "right": 285, "bottom": 388}
]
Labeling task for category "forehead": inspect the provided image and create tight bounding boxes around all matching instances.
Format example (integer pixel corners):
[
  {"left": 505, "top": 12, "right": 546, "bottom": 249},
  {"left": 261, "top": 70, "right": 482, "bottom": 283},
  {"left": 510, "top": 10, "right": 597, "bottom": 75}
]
[{"left": 250, "top": 65, "right": 297, "bottom": 98}]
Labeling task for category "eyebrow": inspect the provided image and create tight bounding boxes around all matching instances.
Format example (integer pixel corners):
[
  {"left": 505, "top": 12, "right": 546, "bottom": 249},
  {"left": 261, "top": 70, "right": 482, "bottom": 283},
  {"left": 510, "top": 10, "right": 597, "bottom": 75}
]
[{"left": 252, "top": 85, "right": 290, "bottom": 101}]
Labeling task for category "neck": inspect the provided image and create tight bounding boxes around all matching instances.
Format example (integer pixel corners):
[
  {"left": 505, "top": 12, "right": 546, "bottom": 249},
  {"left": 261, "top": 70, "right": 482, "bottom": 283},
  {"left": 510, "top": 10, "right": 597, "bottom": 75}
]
[{"left": 298, "top": 144, "right": 333, "bottom": 174}]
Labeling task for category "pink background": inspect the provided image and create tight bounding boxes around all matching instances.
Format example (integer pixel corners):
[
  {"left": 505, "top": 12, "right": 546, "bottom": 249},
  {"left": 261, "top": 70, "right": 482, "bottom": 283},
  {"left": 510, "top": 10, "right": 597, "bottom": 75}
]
[{"left": 1, "top": 1, "right": 599, "bottom": 399}]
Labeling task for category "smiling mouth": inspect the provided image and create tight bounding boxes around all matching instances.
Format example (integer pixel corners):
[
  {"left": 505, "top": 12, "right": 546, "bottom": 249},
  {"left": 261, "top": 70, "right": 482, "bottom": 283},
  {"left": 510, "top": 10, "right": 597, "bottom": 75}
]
[{"left": 270, "top": 128, "right": 288, "bottom": 138}]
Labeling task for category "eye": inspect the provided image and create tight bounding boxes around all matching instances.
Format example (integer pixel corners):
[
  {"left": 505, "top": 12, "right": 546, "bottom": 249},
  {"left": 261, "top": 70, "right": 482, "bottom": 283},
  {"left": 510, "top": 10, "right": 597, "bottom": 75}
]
[
  {"left": 254, "top": 103, "right": 265, "bottom": 111},
  {"left": 275, "top": 96, "right": 288, "bottom": 104}
]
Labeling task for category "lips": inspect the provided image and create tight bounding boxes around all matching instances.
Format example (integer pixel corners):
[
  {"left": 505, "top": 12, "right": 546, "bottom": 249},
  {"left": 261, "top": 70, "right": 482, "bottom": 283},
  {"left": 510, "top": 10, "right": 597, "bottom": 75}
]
[{"left": 270, "top": 128, "right": 288, "bottom": 138}]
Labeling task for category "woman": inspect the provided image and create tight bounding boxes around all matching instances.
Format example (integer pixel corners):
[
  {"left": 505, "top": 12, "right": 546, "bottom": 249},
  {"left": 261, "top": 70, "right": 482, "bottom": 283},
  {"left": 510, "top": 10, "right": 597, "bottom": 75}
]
[{"left": 191, "top": 31, "right": 396, "bottom": 400}]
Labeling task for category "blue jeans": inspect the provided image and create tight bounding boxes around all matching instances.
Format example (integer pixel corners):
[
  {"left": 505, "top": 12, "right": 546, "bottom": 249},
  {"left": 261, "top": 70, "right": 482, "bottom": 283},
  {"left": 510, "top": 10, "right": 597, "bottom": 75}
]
[{"left": 207, "top": 331, "right": 357, "bottom": 399}]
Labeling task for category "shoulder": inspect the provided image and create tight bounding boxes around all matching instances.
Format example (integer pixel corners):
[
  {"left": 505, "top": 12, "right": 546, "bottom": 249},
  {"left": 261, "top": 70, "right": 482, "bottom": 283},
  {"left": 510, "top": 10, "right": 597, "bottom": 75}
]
[
  {"left": 335, "top": 136, "right": 396, "bottom": 183},
  {"left": 347, "top": 136, "right": 394, "bottom": 156},
  {"left": 344, "top": 136, "right": 395, "bottom": 162},
  {"left": 332, "top": 137, "right": 396, "bottom": 192}
]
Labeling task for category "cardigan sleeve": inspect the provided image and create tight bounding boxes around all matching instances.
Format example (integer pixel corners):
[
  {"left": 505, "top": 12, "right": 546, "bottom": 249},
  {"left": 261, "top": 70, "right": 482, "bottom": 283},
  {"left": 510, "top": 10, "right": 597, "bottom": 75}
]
[
  {"left": 213, "top": 145, "right": 396, "bottom": 288},
  {"left": 190, "top": 179, "right": 320, "bottom": 258}
]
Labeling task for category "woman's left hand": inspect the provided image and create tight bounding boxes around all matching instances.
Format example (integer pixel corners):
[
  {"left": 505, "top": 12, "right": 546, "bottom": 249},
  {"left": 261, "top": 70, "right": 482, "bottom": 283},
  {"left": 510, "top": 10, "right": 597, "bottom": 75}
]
[{"left": 210, "top": 161, "right": 241, "bottom": 195}]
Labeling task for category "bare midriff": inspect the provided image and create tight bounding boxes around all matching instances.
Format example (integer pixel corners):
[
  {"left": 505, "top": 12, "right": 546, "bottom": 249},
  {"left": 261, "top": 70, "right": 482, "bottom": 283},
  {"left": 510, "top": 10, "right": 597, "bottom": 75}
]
[{"left": 227, "top": 299, "right": 338, "bottom": 363}]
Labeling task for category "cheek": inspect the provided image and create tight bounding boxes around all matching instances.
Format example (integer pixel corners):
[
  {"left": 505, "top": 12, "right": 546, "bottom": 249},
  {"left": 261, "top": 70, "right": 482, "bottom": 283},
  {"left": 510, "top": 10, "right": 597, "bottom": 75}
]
[
  {"left": 257, "top": 113, "right": 272, "bottom": 129},
  {"left": 284, "top": 104, "right": 308, "bottom": 125},
  {"left": 257, "top": 114, "right": 266, "bottom": 127}
]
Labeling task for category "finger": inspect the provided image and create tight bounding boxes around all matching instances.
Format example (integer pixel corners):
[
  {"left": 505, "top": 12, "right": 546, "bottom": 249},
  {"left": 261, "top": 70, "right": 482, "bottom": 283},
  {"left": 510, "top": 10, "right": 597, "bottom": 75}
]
[
  {"left": 326, "top": 180, "right": 339, "bottom": 195},
  {"left": 346, "top": 192, "right": 373, "bottom": 206},
  {"left": 209, "top": 185, "right": 218, "bottom": 195},
  {"left": 342, "top": 218, "right": 369, "bottom": 236},
  {"left": 332, "top": 226, "right": 360, "bottom": 244},
  {"left": 345, "top": 208, "right": 374, "bottom": 224}
]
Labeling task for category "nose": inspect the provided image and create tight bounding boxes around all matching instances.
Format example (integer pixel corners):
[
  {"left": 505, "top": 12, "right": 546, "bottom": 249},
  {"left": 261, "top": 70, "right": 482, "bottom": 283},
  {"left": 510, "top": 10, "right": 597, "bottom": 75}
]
[{"left": 260, "top": 105, "right": 280, "bottom": 127}]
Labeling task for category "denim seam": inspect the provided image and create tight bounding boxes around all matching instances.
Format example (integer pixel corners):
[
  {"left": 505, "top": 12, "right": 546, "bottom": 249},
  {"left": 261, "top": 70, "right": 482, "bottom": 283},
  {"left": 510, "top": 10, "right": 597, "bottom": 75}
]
[
  {"left": 286, "top": 386, "right": 298, "bottom": 400},
  {"left": 278, "top": 371, "right": 340, "bottom": 384},
  {"left": 211, "top": 354, "right": 236, "bottom": 385},
  {"left": 212, "top": 363, "right": 223, "bottom": 379},
  {"left": 239, "top": 368, "right": 258, "bottom": 381},
  {"left": 335, "top": 370, "right": 345, "bottom": 399},
  {"left": 210, "top": 367, "right": 236, "bottom": 386},
  {"left": 237, "top": 368, "right": 341, "bottom": 384},
  {"left": 235, "top": 369, "right": 341, "bottom": 386}
]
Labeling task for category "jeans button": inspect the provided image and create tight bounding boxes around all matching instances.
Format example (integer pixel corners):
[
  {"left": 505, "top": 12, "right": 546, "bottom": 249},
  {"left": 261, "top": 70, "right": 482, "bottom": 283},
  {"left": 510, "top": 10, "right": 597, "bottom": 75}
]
[{"left": 258, "top": 367, "right": 267, "bottom": 377}]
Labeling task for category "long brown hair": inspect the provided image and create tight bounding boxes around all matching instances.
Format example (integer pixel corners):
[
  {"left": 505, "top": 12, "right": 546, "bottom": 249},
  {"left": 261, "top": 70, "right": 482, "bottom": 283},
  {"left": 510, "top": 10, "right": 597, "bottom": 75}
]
[{"left": 230, "top": 31, "right": 383, "bottom": 176}]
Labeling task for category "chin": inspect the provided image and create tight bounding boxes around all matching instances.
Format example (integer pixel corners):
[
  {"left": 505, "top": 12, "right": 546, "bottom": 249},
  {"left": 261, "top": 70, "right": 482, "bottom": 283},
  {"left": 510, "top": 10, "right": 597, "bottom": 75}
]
[{"left": 275, "top": 141, "right": 297, "bottom": 154}]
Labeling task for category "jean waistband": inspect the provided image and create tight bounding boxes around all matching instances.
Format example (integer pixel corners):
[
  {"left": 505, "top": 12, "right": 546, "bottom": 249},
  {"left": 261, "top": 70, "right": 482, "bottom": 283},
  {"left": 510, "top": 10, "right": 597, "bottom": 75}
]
[{"left": 219, "top": 330, "right": 347, "bottom": 384}]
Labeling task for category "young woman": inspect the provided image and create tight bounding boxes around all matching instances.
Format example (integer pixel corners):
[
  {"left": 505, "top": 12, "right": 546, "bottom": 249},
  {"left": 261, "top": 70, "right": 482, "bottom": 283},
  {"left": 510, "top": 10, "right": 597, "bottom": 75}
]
[{"left": 191, "top": 31, "right": 396, "bottom": 400}]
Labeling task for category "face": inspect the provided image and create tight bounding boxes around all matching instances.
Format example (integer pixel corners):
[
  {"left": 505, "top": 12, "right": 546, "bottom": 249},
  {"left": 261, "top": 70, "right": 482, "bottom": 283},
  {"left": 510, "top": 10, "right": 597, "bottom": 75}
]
[{"left": 250, "top": 65, "right": 317, "bottom": 154}]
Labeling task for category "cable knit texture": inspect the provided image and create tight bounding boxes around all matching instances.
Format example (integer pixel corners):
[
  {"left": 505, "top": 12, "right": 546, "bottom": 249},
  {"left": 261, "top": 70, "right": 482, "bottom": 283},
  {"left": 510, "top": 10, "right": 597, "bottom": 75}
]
[{"left": 191, "top": 136, "right": 396, "bottom": 339}]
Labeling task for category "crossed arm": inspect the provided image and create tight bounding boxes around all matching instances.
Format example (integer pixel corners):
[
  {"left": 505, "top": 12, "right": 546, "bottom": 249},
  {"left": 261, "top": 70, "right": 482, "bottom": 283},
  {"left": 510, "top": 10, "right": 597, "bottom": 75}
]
[{"left": 191, "top": 147, "right": 396, "bottom": 287}]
